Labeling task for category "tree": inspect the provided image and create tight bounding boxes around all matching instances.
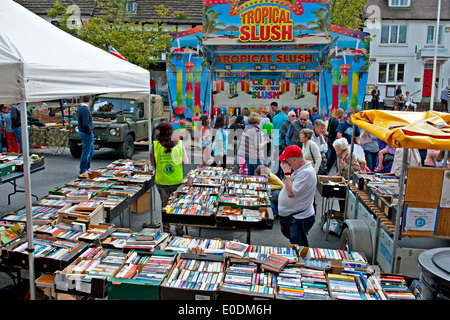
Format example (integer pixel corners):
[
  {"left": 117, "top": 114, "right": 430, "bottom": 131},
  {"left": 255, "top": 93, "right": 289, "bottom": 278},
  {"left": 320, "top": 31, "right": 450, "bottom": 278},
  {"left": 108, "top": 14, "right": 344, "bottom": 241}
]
[
  {"left": 47, "top": 0, "right": 182, "bottom": 70},
  {"left": 285, "top": 0, "right": 368, "bottom": 30},
  {"left": 331, "top": 0, "right": 368, "bottom": 30}
]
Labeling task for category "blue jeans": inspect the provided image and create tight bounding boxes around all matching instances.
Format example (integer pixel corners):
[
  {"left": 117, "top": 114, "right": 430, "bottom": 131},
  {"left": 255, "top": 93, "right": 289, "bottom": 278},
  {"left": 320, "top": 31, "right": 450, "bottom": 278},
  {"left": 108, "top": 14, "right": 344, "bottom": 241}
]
[
  {"left": 271, "top": 189, "right": 281, "bottom": 216},
  {"left": 13, "top": 127, "right": 22, "bottom": 153},
  {"left": 279, "top": 214, "right": 315, "bottom": 246},
  {"left": 78, "top": 131, "right": 94, "bottom": 174},
  {"left": 364, "top": 151, "right": 378, "bottom": 172},
  {"left": 245, "top": 157, "right": 263, "bottom": 176}
]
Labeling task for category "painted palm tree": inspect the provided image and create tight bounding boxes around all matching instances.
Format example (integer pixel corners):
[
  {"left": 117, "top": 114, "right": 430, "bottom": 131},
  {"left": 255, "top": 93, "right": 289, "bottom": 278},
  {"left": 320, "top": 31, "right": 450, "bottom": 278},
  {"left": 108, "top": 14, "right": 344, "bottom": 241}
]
[
  {"left": 203, "top": 6, "right": 226, "bottom": 40},
  {"left": 306, "top": 4, "right": 331, "bottom": 39}
]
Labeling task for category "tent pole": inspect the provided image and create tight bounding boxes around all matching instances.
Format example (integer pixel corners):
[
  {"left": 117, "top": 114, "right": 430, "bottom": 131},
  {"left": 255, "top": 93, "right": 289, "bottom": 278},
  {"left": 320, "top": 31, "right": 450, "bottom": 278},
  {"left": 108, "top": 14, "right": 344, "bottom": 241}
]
[
  {"left": 344, "top": 123, "right": 356, "bottom": 220},
  {"left": 392, "top": 148, "right": 409, "bottom": 273},
  {"left": 20, "top": 101, "right": 36, "bottom": 300}
]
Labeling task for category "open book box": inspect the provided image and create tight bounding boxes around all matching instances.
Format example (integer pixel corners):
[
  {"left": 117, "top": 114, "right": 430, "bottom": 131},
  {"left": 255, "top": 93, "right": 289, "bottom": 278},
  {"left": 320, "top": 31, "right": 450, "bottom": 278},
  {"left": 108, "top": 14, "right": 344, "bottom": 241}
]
[
  {"left": 160, "top": 252, "right": 225, "bottom": 300},
  {"left": 215, "top": 206, "right": 274, "bottom": 230},
  {"left": 57, "top": 202, "right": 105, "bottom": 226},
  {"left": 1, "top": 233, "right": 88, "bottom": 273},
  {"left": 218, "top": 259, "right": 275, "bottom": 301},
  {"left": 317, "top": 175, "right": 347, "bottom": 198},
  {"left": 107, "top": 250, "right": 178, "bottom": 300}
]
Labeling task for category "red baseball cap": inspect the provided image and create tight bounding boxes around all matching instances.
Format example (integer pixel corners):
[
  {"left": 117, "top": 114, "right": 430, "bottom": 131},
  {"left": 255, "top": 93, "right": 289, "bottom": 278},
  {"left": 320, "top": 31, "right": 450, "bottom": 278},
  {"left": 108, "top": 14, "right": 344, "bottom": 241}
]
[{"left": 279, "top": 145, "right": 303, "bottom": 162}]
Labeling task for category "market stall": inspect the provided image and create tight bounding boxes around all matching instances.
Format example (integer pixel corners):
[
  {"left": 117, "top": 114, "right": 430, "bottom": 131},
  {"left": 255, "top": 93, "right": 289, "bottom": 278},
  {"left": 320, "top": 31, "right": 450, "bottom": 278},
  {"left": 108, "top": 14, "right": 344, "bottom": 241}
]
[
  {"left": 0, "top": 0, "right": 151, "bottom": 299},
  {"left": 339, "top": 110, "right": 450, "bottom": 278}
]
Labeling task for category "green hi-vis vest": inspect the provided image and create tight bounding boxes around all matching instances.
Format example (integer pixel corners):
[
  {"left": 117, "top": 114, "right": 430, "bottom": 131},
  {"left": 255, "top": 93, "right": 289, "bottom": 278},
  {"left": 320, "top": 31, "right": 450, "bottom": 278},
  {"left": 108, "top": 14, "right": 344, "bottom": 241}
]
[{"left": 154, "top": 140, "right": 184, "bottom": 186}]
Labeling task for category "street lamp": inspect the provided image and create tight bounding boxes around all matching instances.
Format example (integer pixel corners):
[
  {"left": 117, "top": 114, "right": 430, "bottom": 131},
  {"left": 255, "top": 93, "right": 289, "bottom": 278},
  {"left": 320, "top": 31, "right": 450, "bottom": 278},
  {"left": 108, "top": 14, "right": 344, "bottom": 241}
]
[{"left": 430, "top": 0, "right": 441, "bottom": 111}]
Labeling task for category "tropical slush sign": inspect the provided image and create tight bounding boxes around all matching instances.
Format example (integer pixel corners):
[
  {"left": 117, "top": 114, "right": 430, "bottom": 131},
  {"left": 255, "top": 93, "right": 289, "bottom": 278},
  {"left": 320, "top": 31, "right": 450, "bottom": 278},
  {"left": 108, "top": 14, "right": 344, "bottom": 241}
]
[
  {"left": 202, "top": 0, "right": 332, "bottom": 45},
  {"left": 239, "top": 5, "right": 294, "bottom": 42}
]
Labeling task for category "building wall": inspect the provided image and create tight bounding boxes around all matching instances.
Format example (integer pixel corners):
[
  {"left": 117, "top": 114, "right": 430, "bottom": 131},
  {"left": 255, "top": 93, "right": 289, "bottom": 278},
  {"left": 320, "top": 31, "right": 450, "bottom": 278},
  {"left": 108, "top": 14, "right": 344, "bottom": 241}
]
[{"left": 364, "top": 18, "right": 450, "bottom": 106}]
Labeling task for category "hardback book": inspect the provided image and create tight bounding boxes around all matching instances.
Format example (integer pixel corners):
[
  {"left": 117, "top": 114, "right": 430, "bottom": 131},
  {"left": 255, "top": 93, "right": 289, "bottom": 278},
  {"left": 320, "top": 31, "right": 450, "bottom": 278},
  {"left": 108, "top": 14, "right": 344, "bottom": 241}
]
[
  {"left": 224, "top": 241, "right": 249, "bottom": 258},
  {"left": 76, "top": 201, "right": 101, "bottom": 211},
  {"left": 135, "top": 228, "right": 161, "bottom": 241},
  {"left": 261, "top": 253, "right": 289, "bottom": 272}
]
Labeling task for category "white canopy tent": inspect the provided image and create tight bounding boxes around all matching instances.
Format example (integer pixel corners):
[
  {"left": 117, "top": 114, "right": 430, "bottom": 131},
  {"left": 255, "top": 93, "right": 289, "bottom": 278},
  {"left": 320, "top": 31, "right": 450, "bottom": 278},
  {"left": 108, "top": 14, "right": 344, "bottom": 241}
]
[{"left": 0, "top": 0, "right": 151, "bottom": 299}]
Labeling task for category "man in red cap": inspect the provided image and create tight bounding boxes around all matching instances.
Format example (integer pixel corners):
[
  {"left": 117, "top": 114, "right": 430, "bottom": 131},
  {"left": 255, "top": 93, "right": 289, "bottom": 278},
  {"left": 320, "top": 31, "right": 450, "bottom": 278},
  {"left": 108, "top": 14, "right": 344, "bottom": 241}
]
[{"left": 278, "top": 145, "right": 317, "bottom": 246}]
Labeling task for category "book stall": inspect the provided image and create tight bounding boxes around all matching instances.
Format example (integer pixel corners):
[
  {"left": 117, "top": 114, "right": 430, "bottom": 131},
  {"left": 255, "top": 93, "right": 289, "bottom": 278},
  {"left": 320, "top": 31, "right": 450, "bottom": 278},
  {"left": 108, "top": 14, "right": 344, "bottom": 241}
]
[
  {"left": 27, "top": 232, "right": 420, "bottom": 300},
  {"left": 0, "top": 159, "right": 154, "bottom": 278},
  {"left": 163, "top": 167, "right": 275, "bottom": 242},
  {"left": 1, "top": 157, "right": 426, "bottom": 301}
]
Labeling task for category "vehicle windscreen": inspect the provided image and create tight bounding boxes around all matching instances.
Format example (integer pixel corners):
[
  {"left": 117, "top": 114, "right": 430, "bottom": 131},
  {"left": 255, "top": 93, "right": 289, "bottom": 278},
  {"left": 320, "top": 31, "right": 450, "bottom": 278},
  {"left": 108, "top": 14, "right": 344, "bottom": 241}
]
[{"left": 93, "top": 98, "right": 137, "bottom": 114}]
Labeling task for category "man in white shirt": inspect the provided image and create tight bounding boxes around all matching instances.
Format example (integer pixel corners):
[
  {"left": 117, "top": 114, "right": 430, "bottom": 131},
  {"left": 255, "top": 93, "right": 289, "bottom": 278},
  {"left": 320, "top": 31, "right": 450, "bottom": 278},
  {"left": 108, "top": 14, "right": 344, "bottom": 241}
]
[{"left": 278, "top": 145, "right": 317, "bottom": 246}]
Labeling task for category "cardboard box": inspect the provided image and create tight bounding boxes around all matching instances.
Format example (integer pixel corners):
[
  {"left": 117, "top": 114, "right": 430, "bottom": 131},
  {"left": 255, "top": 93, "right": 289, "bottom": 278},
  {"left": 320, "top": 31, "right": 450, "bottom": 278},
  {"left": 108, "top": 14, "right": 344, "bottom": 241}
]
[
  {"left": 215, "top": 206, "right": 274, "bottom": 230},
  {"left": 160, "top": 253, "right": 225, "bottom": 300},
  {"left": 107, "top": 250, "right": 178, "bottom": 300},
  {"left": 130, "top": 190, "right": 151, "bottom": 213},
  {"left": 54, "top": 257, "right": 109, "bottom": 299},
  {"left": 1, "top": 234, "right": 88, "bottom": 273},
  {"left": 317, "top": 176, "right": 347, "bottom": 198},
  {"left": 0, "top": 162, "right": 16, "bottom": 177},
  {"left": 58, "top": 203, "right": 105, "bottom": 225}
]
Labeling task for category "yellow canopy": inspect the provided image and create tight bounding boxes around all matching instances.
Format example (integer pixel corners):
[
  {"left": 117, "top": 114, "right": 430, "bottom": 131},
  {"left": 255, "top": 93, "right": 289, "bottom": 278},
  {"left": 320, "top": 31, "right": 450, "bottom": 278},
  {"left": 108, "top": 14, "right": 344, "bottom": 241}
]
[{"left": 351, "top": 110, "right": 450, "bottom": 150}]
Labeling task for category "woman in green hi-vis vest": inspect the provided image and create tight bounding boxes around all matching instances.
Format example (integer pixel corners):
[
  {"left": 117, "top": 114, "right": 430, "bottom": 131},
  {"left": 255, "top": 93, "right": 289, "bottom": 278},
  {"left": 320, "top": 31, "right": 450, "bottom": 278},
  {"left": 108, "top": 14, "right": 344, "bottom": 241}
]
[{"left": 149, "top": 121, "right": 189, "bottom": 234}]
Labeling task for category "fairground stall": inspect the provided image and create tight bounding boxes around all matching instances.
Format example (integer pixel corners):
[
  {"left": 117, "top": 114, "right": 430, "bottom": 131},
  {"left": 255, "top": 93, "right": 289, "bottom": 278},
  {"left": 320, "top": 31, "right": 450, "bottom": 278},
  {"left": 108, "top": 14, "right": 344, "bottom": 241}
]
[{"left": 201, "top": 0, "right": 331, "bottom": 124}]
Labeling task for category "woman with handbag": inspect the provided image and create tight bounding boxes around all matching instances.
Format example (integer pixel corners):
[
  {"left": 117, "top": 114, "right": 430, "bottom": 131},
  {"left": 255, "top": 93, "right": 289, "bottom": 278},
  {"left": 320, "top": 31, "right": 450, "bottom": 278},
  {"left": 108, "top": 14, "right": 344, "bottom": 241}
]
[
  {"left": 300, "top": 128, "right": 321, "bottom": 173},
  {"left": 237, "top": 112, "right": 268, "bottom": 175},
  {"left": 199, "top": 115, "right": 212, "bottom": 167}
]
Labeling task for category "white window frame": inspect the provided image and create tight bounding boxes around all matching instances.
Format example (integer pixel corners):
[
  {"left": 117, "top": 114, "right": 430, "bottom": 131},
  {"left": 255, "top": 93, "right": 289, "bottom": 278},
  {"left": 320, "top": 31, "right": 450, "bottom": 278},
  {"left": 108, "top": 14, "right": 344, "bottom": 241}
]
[
  {"left": 380, "top": 24, "right": 407, "bottom": 45},
  {"left": 388, "top": 0, "right": 411, "bottom": 8},
  {"left": 378, "top": 63, "right": 405, "bottom": 84},
  {"left": 426, "top": 24, "right": 444, "bottom": 46}
]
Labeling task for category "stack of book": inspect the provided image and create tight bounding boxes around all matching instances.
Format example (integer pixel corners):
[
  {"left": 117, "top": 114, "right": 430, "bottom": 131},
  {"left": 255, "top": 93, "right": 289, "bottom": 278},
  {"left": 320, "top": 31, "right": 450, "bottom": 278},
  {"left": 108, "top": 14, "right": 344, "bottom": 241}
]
[
  {"left": 2, "top": 205, "right": 59, "bottom": 224},
  {"left": 327, "top": 274, "right": 364, "bottom": 300},
  {"left": 379, "top": 275, "right": 416, "bottom": 300},
  {"left": 224, "top": 241, "right": 249, "bottom": 259},
  {"left": 107, "top": 184, "right": 142, "bottom": 197},
  {"left": 301, "top": 268, "right": 330, "bottom": 299},
  {"left": 14, "top": 237, "right": 83, "bottom": 260},
  {"left": 119, "top": 173, "right": 153, "bottom": 183},
  {"left": 34, "top": 195, "right": 70, "bottom": 208},
  {"left": 276, "top": 267, "right": 331, "bottom": 300},
  {"left": 250, "top": 271, "right": 276, "bottom": 295},
  {"left": 123, "top": 231, "right": 170, "bottom": 250},
  {"left": 247, "top": 245, "right": 298, "bottom": 264},
  {"left": 0, "top": 223, "right": 23, "bottom": 245},
  {"left": 101, "top": 229, "right": 135, "bottom": 249},
  {"left": 341, "top": 269, "right": 389, "bottom": 300},
  {"left": 165, "top": 236, "right": 228, "bottom": 254},
  {"left": 165, "top": 192, "right": 218, "bottom": 216},
  {"left": 221, "top": 262, "right": 258, "bottom": 293},
  {"left": 37, "top": 222, "right": 108, "bottom": 242},
  {"left": 164, "top": 258, "right": 225, "bottom": 291},
  {"left": 276, "top": 267, "right": 304, "bottom": 300},
  {"left": 261, "top": 253, "right": 289, "bottom": 273},
  {"left": 305, "top": 247, "right": 367, "bottom": 268},
  {"left": 80, "top": 250, "right": 129, "bottom": 279},
  {"left": 177, "top": 185, "right": 222, "bottom": 195},
  {"left": 65, "top": 189, "right": 97, "bottom": 201},
  {"left": 132, "top": 253, "right": 175, "bottom": 284}
]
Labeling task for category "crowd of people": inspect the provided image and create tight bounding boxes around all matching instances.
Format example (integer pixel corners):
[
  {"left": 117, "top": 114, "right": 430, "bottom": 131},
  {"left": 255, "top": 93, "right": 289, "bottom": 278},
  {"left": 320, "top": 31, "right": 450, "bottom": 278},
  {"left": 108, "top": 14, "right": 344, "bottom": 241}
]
[{"left": 180, "top": 101, "right": 449, "bottom": 248}]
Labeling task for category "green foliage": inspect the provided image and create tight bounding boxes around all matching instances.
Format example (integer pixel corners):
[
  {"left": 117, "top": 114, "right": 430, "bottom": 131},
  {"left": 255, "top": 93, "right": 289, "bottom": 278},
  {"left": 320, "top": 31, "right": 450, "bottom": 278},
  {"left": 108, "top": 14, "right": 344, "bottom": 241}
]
[
  {"left": 331, "top": 0, "right": 369, "bottom": 30},
  {"left": 47, "top": 0, "right": 180, "bottom": 70}
]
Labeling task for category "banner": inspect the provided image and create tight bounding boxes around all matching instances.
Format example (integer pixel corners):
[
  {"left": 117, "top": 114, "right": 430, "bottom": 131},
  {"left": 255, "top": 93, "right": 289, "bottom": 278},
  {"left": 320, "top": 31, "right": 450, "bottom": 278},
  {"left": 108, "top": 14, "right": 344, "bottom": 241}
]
[
  {"left": 319, "top": 27, "right": 370, "bottom": 117},
  {"left": 203, "top": 0, "right": 331, "bottom": 46}
]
